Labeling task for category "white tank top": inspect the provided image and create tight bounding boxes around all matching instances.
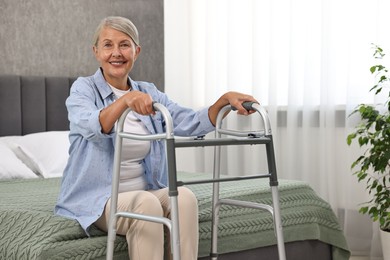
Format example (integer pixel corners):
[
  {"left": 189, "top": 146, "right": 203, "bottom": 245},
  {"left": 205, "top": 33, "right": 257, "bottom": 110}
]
[{"left": 109, "top": 85, "right": 151, "bottom": 192}]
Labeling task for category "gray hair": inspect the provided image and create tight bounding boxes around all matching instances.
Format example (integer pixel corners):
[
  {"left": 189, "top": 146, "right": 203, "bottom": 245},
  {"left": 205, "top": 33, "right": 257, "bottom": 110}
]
[{"left": 92, "top": 16, "right": 139, "bottom": 47}]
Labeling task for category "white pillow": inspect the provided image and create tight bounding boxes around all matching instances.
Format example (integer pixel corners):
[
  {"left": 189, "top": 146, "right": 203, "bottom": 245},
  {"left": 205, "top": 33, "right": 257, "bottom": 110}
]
[
  {"left": 0, "top": 135, "right": 23, "bottom": 151},
  {"left": 0, "top": 143, "right": 38, "bottom": 179},
  {"left": 15, "top": 131, "right": 70, "bottom": 178}
]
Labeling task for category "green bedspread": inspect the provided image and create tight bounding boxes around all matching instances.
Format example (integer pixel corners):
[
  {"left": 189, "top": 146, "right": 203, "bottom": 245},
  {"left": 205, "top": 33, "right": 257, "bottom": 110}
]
[{"left": 0, "top": 172, "right": 350, "bottom": 259}]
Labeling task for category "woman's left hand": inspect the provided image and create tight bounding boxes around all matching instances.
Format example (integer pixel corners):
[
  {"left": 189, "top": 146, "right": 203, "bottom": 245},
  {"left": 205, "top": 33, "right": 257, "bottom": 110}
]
[
  {"left": 208, "top": 91, "right": 259, "bottom": 126},
  {"left": 223, "top": 91, "right": 258, "bottom": 115}
]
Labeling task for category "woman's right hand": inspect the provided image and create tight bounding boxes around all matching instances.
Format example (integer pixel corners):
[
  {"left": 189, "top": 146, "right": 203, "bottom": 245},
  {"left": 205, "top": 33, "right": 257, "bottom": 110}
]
[
  {"left": 123, "top": 91, "right": 155, "bottom": 116},
  {"left": 99, "top": 90, "right": 155, "bottom": 134}
]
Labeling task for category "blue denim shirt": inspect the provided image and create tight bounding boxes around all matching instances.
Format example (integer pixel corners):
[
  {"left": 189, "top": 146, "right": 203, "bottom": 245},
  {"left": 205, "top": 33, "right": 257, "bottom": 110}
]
[{"left": 55, "top": 68, "right": 214, "bottom": 234}]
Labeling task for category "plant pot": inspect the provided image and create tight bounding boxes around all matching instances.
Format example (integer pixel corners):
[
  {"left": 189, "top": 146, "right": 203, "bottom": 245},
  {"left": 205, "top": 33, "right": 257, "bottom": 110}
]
[{"left": 380, "top": 229, "right": 390, "bottom": 260}]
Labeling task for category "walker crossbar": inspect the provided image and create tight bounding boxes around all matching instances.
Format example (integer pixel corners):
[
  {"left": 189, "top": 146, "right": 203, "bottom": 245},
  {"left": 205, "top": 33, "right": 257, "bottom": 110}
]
[
  {"left": 174, "top": 136, "right": 272, "bottom": 147},
  {"left": 115, "top": 212, "right": 172, "bottom": 231},
  {"left": 177, "top": 173, "right": 272, "bottom": 186}
]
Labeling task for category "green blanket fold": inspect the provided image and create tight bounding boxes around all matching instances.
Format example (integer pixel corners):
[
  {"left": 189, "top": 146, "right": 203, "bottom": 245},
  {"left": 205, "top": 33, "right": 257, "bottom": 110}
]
[{"left": 0, "top": 172, "right": 350, "bottom": 260}]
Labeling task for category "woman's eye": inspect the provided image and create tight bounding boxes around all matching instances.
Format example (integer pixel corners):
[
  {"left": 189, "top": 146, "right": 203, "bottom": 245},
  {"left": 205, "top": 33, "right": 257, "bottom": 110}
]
[
  {"left": 103, "top": 43, "right": 112, "bottom": 48},
  {"left": 120, "top": 43, "right": 130, "bottom": 48}
]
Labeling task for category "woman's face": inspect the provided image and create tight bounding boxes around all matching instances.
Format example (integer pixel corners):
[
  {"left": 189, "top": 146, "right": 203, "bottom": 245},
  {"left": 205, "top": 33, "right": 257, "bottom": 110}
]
[{"left": 93, "top": 26, "right": 141, "bottom": 87}]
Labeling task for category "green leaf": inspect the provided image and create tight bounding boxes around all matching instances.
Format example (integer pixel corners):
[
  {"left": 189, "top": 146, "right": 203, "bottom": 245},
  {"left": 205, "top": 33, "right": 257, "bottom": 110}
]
[
  {"left": 375, "top": 87, "right": 383, "bottom": 95},
  {"left": 379, "top": 75, "right": 388, "bottom": 82},
  {"left": 347, "top": 133, "right": 356, "bottom": 145},
  {"left": 357, "top": 171, "right": 367, "bottom": 181},
  {"left": 369, "top": 207, "right": 378, "bottom": 216},
  {"left": 360, "top": 207, "right": 369, "bottom": 214},
  {"left": 358, "top": 136, "right": 369, "bottom": 146}
]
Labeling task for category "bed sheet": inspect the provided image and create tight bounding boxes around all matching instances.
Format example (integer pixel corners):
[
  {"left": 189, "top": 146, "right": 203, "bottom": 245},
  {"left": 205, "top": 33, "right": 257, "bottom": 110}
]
[{"left": 0, "top": 172, "right": 350, "bottom": 260}]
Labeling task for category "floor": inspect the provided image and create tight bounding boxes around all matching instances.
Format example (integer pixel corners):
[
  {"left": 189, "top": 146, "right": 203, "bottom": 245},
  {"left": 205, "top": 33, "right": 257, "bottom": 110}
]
[{"left": 350, "top": 257, "right": 372, "bottom": 260}]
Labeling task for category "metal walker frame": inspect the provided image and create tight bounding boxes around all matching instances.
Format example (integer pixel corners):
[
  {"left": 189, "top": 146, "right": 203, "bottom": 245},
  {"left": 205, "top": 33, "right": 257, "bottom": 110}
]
[{"left": 106, "top": 102, "right": 286, "bottom": 260}]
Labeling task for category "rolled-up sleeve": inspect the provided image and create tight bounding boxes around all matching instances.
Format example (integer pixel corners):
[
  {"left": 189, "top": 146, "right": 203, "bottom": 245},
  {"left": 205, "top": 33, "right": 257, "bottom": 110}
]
[
  {"left": 170, "top": 105, "right": 214, "bottom": 136},
  {"left": 66, "top": 78, "right": 114, "bottom": 142},
  {"left": 142, "top": 83, "right": 215, "bottom": 136}
]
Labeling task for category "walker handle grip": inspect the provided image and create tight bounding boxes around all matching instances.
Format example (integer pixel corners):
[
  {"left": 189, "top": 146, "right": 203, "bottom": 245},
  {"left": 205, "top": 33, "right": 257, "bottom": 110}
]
[
  {"left": 231, "top": 101, "right": 256, "bottom": 111},
  {"left": 152, "top": 101, "right": 158, "bottom": 111}
]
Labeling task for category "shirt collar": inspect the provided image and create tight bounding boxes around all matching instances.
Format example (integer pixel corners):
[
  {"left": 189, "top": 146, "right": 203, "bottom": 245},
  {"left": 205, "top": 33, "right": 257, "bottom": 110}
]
[{"left": 93, "top": 68, "right": 140, "bottom": 99}]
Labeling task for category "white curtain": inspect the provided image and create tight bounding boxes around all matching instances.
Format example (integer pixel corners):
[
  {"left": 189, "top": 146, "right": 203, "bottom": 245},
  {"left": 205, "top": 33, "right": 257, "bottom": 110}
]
[{"left": 164, "top": 0, "right": 390, "bottom": 258}]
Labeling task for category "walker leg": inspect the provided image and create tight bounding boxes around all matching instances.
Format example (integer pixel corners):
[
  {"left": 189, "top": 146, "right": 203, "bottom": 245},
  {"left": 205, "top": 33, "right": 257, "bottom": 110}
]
[
  {"left": 271, "top": 187, "right": 286, "bottom": 260},
  {"left": 170, "top": 196, "right": 181, "bottom": 260},
  {"left": 210, "top": 201, "right": 220, "bottom": 260},
  {"left": 106, "top": 133, "right": 123, "bottom": 260},
  {"left": 106, "top": 222, "right": 116, "bottom": 260},
  {"left": 210, "top": 142, "right": 222, "bottom": 260}
]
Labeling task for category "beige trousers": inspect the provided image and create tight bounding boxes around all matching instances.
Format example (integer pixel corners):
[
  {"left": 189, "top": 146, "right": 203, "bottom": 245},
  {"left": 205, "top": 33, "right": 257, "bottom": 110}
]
[{"left": 95, "top": 187, "right": 199, "bottom": 260}]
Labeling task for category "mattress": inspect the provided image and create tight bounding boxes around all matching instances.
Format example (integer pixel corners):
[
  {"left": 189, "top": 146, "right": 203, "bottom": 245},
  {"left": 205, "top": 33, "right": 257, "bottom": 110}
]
[{"left": 0, "top": 172, "right": 350, "bottom": 260}]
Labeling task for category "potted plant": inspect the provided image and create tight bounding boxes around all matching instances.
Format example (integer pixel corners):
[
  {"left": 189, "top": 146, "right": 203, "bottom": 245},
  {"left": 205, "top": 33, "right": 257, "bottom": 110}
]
[{"left": 347, "top": 44, "right": 390, "bottom": 259}]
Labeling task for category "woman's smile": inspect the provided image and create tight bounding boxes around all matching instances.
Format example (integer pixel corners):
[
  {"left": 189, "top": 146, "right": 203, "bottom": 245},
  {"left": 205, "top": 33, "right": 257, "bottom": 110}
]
[{"left": 109, "top": 60, "right": 127, "bottom": 66}]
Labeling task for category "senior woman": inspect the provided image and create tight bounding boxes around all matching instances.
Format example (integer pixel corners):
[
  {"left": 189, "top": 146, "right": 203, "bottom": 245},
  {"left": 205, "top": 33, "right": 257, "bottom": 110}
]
[{"left": 55, "top": 16, "right": 257, "bottom": 260}]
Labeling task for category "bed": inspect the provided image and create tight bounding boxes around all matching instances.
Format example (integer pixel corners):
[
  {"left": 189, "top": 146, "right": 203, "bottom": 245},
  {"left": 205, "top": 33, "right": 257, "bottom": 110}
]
[{"left": 0, "top": 75, "right": 350, "bottom": 260}]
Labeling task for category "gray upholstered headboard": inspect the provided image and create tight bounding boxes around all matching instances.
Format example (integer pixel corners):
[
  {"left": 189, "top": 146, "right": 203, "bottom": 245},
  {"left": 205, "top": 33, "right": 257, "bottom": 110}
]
[{"left": 0, "top": 75, "right": 75, "bottom": 136}]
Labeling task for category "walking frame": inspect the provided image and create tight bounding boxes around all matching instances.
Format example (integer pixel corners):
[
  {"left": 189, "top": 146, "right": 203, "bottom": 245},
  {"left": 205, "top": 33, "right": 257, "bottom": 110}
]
[{"left": 106, "top": 102, "right": 286, "bottom": 260}]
